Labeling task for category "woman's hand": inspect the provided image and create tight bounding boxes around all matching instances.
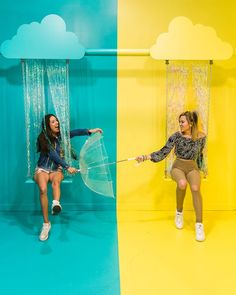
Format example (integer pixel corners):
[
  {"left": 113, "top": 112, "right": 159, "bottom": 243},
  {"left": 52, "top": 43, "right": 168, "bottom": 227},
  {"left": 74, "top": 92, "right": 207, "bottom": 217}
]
[
  {"left": 89, "top": 128, "right": 103, "bottom": 134},
  {"left": 67, "top": 167, "right": 78, "bottom": 174},
  {"left": 135, "top": 154, "right": 151, "bottom": 163}
]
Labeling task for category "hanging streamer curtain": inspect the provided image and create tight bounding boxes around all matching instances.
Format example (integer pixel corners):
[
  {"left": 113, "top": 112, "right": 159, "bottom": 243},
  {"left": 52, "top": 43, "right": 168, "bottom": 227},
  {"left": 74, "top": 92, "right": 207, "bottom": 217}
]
[
  {"left": 46, "top": 60, "right": 71, "bottom": 168},
  {"left": 165, "top": 61, "right": 211, "bottom": 178},
  {"left": 165, "top": 61, "right": 188, "bottom": 177},
  {"left": 192, "top": 61, "right": 212, "bottom": 175},
  {"left": 22, "top": 60, "right": 46, "bottom": 178},
  {"left": 22, "top": 59, "right": 71, "bottom": 179}
]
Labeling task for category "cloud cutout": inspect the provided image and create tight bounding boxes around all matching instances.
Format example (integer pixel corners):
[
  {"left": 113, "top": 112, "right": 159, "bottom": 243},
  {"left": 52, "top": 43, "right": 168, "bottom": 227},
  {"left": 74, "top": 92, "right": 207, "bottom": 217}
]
[
  {"left": 0, "top": 14, "right": 85, "bottom": 59},
  {"left": 150, "top": 16, "right": 233, "bottom": 60}
]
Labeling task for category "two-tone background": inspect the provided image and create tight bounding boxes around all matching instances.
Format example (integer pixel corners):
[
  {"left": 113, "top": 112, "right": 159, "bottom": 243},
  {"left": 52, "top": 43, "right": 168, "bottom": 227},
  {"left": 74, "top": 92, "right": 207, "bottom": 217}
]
[{"left": 1, "top": 1, "right": 236, "bottom": 295}]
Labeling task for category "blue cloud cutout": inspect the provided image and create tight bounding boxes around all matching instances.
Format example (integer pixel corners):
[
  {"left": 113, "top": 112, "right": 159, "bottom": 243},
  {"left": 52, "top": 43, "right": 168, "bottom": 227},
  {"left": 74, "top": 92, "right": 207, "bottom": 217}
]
[{"left": 1, "top": 14, "right": 85, "bottom": 59}]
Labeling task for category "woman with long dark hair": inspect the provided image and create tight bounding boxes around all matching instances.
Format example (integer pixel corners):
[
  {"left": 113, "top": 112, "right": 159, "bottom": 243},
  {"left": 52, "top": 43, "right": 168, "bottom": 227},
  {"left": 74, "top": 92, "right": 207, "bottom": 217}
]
[
  {"left": 136, "top": 111, "right": 206, "bottom": 241},
  {"left": 35, "top": 114, "right": 102, "bottom": 241}
]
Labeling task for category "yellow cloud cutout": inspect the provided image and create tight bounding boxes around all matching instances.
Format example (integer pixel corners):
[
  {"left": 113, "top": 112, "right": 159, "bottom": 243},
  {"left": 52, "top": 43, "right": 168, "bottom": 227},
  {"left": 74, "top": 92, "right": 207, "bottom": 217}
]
[{"left": 150, "top": 16, "right": 233, "bottom": 60}]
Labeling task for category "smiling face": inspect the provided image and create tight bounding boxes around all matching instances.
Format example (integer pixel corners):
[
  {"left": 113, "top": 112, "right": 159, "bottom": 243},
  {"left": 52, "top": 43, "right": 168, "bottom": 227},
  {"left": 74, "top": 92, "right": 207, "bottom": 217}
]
[
  {"left": 179, "top": 115, "right": 191, "bottom": 135},
  {"left": 49, "top": 115, "right": 60, "bottom": 135}
]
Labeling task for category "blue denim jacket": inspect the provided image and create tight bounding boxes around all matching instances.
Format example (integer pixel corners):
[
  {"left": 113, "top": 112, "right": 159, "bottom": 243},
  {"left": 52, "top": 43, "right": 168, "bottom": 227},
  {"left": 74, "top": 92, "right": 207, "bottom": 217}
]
[{"left": 37, "top": 129, "right": 90, "bottom": 171}]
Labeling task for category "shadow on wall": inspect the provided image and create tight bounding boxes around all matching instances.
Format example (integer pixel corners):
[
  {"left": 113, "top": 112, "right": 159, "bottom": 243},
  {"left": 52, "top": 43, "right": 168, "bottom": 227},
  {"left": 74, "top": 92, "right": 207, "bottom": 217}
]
[{"left": 0, "top": 57, "right": 22, "bottom": 85}]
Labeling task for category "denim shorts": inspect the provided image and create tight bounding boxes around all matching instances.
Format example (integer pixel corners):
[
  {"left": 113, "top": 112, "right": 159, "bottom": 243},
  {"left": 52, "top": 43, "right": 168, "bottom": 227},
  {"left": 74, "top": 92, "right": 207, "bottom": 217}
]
[{"left": 34, "top": 167, "right": 63, "bottom": 175}]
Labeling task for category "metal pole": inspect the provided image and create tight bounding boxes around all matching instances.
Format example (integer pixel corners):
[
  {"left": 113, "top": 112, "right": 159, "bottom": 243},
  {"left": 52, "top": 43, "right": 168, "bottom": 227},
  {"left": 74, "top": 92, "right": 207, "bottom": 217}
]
[{"left": 85, "top": 49, "right": 150, "bottom": 56}]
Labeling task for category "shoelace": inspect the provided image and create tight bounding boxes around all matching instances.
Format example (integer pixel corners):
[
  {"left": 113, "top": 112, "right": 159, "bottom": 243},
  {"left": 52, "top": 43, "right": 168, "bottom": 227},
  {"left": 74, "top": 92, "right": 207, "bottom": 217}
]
[
  {"left": 196, "top": 225, "right": 203, "bottom": 233},
  {"left": 42, "top": 224, "right": 50, "bottom": 231}
]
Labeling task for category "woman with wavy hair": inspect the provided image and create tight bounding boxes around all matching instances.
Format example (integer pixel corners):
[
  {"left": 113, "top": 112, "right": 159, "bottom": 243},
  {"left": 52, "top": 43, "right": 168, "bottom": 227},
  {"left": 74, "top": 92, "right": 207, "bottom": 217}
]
[
  {"left": 35, "top": 114, "right": 102, "bottom": 241},
  {"left": 136, "top": 111, "right": 206, "bottom": 241}
]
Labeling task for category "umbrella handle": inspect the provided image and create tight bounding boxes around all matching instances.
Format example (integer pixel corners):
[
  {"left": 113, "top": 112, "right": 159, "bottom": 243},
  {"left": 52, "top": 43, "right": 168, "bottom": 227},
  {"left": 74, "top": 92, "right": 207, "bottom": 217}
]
[{"left": 116, "top": 157, "right": 136, "bottom": 163}]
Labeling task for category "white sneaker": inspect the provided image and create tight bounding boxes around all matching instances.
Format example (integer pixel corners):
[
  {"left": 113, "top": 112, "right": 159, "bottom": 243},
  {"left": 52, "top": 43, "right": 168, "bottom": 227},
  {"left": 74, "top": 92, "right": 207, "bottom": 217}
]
[
  {"left": 175, "top": 210, "right": 184, "bottom": 229},
  {"left": 195, "top": 223, "right": 205, "bottom": 242},
  {"left": 52, "top": 200, "right": 62, "bottom": 215},
  {"left": 39, "top": 222, "right": 51, "bottom": 241}
]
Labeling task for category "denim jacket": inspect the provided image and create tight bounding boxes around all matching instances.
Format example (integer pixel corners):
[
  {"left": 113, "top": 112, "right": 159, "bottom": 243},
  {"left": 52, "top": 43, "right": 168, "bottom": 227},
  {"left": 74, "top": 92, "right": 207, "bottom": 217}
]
[{"left": 37, "top": 129, "right": 90, "bottom": 171}]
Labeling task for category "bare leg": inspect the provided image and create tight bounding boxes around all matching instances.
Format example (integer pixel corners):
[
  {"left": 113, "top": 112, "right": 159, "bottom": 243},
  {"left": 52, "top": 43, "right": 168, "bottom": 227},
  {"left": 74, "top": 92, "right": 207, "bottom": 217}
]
[
  {"left": 171, "top": 168, "right": 187, "bottom": 212},
  {"left": 34, "top": 172, "right": 50, "bottom": 223},
  {"left": 49, "top": 171, "right": 64, "bottom": 201},
  {"left": 186, "top": 169, "right": 202, "bottom": 223}
]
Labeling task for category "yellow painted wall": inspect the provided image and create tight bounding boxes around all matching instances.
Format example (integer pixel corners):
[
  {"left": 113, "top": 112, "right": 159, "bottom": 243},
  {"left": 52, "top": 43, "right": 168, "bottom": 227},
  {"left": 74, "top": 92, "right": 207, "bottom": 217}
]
[{"left": 117, "top": 0, "right": 236, "bottom": 210}]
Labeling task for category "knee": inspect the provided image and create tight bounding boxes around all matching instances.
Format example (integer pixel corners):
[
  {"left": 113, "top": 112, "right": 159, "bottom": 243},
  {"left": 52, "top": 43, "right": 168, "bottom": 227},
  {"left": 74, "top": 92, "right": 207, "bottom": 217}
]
[
  {"left": 177, "top": 180, "right": 187, "bottom": 190},
  {"left": 190, "top": 184, "right": 200, "bottom": 192},
  {"left": 51, "top": 180, "right": 61, "bottom": 189},
  {"left": 39, "top": 186, "right": 47, "bottom": 196}
]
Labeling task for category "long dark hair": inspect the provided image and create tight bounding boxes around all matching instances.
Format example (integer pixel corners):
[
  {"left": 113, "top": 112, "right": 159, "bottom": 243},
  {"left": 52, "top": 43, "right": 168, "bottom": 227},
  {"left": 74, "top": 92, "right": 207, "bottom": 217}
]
[
  {"left": 37, "top": 114, "right": 60, "bottom": 153},
  {"left": 179, "top": 111, "right": 199, "bottom": 140}
]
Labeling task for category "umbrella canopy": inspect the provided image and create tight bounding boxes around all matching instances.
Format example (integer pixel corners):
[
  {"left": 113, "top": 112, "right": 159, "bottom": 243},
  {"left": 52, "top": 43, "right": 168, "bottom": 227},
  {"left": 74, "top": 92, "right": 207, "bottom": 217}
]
[{"left": 78, "top": 133, "right": 114, "bottom": 198}]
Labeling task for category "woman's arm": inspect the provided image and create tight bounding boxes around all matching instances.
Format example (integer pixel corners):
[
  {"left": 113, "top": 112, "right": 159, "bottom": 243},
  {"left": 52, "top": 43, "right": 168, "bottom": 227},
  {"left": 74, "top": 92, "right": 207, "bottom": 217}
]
[
  {"left": 136, "top": 133, "right": 177, "bottom": 163},
  {"left": 48, "top": 149, "right": 69, "bottom": 169},
  {"left": 196, "top": 136, "right": 207, "bottom": 171},
  {"left": 70, "top": 128, "right": 103, "bottom": 138},
  {"left": 70, "top": 129, "right": 90, "bottom": 138},
  {"left": 48, "top": 149, "right": 77, "bottom": 174}
]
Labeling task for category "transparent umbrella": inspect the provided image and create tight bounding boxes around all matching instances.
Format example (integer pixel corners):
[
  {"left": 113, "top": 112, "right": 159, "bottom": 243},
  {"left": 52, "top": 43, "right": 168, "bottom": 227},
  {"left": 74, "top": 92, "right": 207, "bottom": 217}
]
[
  {"left": 77, "top": 133, "right": 114, "bottom": 198},
  {"left": 75, "top": 133, "right": 135, "bottom": 198}
]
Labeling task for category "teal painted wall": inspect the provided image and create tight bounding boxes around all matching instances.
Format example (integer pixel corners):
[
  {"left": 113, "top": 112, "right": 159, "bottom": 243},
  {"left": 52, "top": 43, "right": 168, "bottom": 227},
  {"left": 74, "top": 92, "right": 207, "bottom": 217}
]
[{"left": 0, "top": 0, "right": 117, "bottom": 211}]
